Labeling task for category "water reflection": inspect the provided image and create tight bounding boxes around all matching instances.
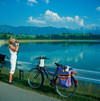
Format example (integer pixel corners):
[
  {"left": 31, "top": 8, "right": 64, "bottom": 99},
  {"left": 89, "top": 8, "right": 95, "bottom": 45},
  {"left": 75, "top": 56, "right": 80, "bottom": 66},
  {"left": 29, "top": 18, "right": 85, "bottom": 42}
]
[
  {"left": 0, "top": 41, "right": 100, "bottom": 71},
  {"left": 20, "top": 41, "right": 100, "bottom": 46},
  {"left": 66, "top": 52, "right": 83, "bottom": 63}
]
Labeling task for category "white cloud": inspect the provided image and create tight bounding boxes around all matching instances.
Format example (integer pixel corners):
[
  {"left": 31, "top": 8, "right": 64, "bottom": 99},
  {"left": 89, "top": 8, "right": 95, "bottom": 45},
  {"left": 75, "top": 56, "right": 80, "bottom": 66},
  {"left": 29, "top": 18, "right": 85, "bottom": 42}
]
[
  {"left": 43, "top": 0, "right": 49, "bottom": 4},
  {"left": 79, "top": 19, "right": 84, "bottom": 26},
  {"left": 83, "top": 16, "right": 88, "bottom": 18},
  {"left": 27, "top": 0, "right": 50, "bottom": 6},
  {"left": 74, "top": 16, "right": 84, "bottom": 26},
  {"left": 27, "top": 10, "right": 84, "bottom": 27},
  {"left": 74, "top": 16, "right": 79, "bottom": 22},
  {"left": 66, "top": 17, "right": 74, "bottom": 22},
  {"left": 28, "top": 0, "right": 38, "bottom": 3},
  {"left": 46, "top": 0, "right": 49, "bottom": 4},
  {"left": 27, "top": 0, "right": 38, "bottom": 6},
  {"left": 27, "top": 2, "right": 33, "bottom": 6},
  {"left": 66, "top": 15, "right": 84, "bottom": 26},
  {"left": 27, "top": 16, "right": 45, "bottom": 24},
  {"left": 45, "top": 10, "right": 63, "bottom": 22},
  {"left": 65, "top": 26, "right": 69, "bottom": 28},
  {"left": 96, "top": 7, "right": 100, "bottom": 11}
]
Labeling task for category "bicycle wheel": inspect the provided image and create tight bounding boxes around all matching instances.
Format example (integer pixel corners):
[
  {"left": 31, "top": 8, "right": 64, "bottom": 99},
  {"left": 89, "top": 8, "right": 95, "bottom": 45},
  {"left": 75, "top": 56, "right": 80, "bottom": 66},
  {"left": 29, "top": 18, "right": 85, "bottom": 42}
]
[
  {"left": 28, "top": 68, "right": 44, "bottom": 89},
  {"left": 56, "top": 76, "right": 76, "bottom": 98}
]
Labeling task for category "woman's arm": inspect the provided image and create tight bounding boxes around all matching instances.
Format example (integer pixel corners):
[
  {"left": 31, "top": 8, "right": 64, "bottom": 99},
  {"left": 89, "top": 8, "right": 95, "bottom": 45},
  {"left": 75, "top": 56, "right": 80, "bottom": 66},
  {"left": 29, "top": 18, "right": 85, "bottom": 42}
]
[{"left": 9, "top": 44, "right": 19, "bottom": 52}]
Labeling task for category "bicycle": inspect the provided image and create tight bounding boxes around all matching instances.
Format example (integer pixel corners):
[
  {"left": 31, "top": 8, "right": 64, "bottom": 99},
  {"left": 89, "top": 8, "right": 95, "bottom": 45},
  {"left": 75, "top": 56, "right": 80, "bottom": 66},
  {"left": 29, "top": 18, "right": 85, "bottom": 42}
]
[{"left": 28, "top": 56, "right": 77, "bottom": 98}]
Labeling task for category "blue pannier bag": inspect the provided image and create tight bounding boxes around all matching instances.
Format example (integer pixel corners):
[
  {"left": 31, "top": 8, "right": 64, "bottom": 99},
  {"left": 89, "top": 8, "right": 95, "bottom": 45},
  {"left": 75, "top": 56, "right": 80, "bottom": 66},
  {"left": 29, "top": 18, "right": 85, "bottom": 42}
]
[{"left": 57, "top": 65, "right": 72, "bottom": 87}]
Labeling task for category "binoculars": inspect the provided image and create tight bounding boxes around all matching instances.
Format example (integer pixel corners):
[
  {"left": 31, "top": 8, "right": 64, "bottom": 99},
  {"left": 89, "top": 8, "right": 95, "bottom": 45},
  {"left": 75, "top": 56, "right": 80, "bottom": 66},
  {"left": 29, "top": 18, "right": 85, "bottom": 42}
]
[{"left": 15, "top": 41, "right": 19, "bottom": 45}]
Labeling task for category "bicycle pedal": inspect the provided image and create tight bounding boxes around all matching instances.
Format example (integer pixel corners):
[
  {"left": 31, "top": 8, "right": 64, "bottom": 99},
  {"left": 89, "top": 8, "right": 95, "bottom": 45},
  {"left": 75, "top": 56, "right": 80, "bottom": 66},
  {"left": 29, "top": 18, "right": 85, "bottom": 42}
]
[
  {"left": 71, "top": 85, "right": 73, "bottom": 88},
  {"left": 56, "top": 82, "right": 59, "bottom": 85},
  {"left": 35, "top": 71, "right": 38, "bottom": 73},
  {"left": 33, "top": 84, "right": 36, "bottom": 87}
]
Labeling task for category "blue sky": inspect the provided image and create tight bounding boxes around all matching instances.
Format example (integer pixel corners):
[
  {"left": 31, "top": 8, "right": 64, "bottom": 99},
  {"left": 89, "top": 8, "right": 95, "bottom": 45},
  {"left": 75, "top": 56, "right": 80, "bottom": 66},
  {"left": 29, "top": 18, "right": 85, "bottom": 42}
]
[{"left": 0, "top": 0, "right": 100, "bottom": 28}]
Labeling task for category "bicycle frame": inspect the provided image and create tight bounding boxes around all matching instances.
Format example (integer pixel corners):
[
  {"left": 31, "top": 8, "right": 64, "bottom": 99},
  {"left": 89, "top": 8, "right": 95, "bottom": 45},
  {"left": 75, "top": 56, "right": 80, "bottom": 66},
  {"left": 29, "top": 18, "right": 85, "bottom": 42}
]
[
  {"left": 37, "top": 57, "right": 59, "bottom": 79},
  {"left": 38, "top": 66, "right": 59, "bottom": 81}
]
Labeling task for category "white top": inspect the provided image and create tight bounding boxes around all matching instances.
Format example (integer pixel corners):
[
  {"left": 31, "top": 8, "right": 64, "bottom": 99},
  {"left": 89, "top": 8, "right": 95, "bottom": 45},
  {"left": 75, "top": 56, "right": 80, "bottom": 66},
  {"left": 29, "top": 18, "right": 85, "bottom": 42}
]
[{"left": 9, "top": 48, "right": 17, "bottom": 55}]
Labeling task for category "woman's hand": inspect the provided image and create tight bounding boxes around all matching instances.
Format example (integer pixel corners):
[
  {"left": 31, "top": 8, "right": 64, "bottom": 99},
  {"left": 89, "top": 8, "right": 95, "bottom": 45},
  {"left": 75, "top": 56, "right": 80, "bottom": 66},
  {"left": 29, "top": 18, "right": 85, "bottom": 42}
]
[
  {"left": 15, "top": 41, "right": 19, "bottom": 46},
  {"left": 9, "top": 44, "right": 19, "bottom": 52}
]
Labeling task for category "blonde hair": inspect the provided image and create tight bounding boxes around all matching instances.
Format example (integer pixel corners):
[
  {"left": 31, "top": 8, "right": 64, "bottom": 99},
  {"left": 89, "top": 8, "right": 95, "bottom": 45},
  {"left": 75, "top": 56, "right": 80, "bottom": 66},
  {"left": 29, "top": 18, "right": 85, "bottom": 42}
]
[{"left": 9, "top": 37, "right": 16, "bottom": 44}]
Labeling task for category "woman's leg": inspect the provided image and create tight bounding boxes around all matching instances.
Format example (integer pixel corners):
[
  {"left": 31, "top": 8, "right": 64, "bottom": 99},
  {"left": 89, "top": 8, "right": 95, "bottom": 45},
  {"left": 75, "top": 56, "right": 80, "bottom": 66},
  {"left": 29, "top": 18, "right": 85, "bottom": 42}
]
[
  {"left": 9, "top": 55, "right": 17, "bottom": 83},
  {"left": 9, "top": 73, "right": 13, "bottom": 83}
]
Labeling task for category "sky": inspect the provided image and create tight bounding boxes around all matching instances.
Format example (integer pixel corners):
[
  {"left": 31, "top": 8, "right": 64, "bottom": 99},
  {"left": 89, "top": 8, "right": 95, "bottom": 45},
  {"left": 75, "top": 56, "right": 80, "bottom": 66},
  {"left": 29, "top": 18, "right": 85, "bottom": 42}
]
[{"left": 0, "top": 0, "right": 100, "bottom": 29}]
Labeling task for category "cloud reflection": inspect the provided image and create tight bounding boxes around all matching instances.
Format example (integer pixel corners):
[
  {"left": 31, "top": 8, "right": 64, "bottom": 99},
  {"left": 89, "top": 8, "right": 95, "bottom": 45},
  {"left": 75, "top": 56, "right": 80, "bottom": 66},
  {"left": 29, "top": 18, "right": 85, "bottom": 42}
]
[
  {"left": 79, "top": 52, "right": 83, "bottom": 59},
  {"left": 65, "top": 52, "right": 83, "bottom": 63},
  {"left": 67, "top": 57, "right": 73, "bottom": 61}
]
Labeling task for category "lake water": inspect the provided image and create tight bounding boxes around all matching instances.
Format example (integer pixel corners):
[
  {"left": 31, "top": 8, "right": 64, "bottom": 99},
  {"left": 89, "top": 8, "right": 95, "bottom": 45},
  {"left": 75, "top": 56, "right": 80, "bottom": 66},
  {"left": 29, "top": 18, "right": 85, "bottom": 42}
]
[{"left": 0, "top": 41, "right": 100, "bottom": 72}]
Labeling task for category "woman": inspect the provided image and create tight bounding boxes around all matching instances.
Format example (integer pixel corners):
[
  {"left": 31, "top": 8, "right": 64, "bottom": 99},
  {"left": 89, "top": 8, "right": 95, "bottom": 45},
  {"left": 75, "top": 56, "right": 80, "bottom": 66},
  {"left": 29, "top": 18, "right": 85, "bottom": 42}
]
[{"left": 9, "top": 37, "right": 19, "bottom": 84}]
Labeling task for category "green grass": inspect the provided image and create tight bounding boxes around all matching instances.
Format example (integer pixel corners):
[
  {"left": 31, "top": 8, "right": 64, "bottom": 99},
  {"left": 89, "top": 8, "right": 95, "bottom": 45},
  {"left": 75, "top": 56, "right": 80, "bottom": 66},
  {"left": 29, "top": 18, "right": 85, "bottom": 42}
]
[{"left": 0, "top": 68, "right": 100, "bottom": 101}]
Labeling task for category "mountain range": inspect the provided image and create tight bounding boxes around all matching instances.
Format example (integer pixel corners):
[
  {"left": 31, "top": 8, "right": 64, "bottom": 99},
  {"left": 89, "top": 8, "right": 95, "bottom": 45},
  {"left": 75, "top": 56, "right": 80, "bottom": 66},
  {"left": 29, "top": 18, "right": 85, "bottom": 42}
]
[{"left": 0, "top": 25, "right": 100, "bottom": 35}]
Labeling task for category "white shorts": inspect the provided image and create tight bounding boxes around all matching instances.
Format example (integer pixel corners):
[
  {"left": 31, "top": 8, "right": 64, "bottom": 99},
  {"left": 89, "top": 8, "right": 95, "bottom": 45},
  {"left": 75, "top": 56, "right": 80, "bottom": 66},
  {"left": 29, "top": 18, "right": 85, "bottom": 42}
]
[{"left": 10, "top": 55, "right": 17, "bottom": 74}]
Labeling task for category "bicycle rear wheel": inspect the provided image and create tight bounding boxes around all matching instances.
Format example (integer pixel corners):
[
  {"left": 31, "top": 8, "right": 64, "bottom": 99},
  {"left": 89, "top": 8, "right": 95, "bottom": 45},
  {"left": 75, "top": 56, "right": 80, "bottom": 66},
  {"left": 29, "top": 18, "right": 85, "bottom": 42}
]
[
  {"left": 56, "top": 76, "right": 76, "bottom": 98},
  {"left": 28, "top": 68, "right": 44, "bottom": 89}
]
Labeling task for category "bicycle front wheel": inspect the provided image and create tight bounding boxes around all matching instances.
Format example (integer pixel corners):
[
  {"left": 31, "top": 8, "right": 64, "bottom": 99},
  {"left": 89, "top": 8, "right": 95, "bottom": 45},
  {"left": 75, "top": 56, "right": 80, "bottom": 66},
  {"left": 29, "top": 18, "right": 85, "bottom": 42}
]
[
  {"left": 56, "top": 76, "right": 76, "bottom": 98},
  {"left": 28, "top": 68, "right": 44, "bottom": 89}
]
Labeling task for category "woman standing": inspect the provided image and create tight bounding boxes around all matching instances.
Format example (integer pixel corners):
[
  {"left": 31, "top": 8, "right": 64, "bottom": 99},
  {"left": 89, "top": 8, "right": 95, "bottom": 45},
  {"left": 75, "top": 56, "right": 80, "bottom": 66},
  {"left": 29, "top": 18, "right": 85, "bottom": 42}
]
[{"left": 9, "top": 37, "right": 19, "bottom": 84}]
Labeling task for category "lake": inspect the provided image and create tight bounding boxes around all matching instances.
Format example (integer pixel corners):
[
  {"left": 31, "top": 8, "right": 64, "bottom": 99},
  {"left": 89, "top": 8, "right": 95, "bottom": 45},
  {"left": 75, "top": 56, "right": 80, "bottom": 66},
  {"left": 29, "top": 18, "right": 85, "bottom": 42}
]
[{"left": 0, "top": 41, "right": 100, "bottom": 72}]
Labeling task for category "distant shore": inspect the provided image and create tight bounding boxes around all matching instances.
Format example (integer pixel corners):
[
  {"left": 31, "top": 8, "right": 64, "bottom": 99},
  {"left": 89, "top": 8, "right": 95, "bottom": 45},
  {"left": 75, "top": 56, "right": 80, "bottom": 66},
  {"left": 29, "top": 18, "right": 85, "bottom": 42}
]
[{"left": 4, "top": 39, "right": 100, "bottom": 43}]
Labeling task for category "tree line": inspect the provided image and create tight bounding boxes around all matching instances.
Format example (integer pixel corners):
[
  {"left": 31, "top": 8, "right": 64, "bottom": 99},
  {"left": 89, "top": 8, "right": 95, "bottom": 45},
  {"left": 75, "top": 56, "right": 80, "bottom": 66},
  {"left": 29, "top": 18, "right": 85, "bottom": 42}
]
[{"left": 0, "top": 32, "right": 100, "bottom": 40}]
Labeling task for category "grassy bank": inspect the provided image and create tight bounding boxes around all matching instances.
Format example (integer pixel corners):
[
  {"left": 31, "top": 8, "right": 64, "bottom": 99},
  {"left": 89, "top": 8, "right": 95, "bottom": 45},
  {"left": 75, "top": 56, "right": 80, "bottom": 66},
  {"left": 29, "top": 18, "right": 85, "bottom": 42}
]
[
  {"left": 4, "top": 39, "right": 68, "bottom": 43},
  {"left": 3, "top": 39, "right": 100, "bottom": 44},
  {"left": 0, "top": 67, "right": 100, "bottom": 101}
]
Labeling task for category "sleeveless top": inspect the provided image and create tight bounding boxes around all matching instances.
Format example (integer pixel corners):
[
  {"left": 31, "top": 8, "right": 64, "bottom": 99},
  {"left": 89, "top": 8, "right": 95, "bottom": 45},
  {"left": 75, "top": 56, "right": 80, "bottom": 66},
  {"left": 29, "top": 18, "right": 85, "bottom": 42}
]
[{"left": 9, "top": 47, "right": 17, "bottom": 56}]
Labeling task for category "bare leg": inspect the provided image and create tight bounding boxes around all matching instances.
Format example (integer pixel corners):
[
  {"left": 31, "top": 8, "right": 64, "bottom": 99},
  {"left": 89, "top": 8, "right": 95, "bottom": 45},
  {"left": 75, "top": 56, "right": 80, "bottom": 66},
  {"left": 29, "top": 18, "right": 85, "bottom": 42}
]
[{"left": 9, "top": 73, "right": 13, "bottom": 83}]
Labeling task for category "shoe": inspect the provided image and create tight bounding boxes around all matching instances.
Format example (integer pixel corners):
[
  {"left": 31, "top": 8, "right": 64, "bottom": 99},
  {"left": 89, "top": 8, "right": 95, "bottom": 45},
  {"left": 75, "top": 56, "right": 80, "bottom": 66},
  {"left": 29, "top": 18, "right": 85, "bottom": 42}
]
[{"left": 8, "top": 82, "right": 14, "bottom": 85}]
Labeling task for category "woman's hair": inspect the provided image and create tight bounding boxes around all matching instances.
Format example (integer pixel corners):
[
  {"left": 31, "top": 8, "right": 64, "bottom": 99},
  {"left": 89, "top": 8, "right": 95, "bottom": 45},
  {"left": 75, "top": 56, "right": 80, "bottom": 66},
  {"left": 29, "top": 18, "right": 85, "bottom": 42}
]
[{"left": 9, "top": 37, "right": 16, "bottom": 44}]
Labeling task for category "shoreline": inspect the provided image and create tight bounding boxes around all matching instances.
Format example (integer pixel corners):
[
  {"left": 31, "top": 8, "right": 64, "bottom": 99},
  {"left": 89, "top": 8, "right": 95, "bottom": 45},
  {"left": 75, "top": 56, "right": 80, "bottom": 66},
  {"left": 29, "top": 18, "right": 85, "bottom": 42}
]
[
  {"left": 0, "top": 67, "right": 100, "bottom": 101},
  {"left": 4, "top": 39, "right": 100, "bottom": 43}
]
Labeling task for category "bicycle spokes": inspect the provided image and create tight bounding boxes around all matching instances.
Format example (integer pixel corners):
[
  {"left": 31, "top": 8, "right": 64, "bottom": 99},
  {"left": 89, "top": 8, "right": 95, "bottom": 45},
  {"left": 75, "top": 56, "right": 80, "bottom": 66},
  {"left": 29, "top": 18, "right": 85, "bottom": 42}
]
[
  {"left": 28, "top": 68, "right": 44, "bottom": 89},
  {"left": 34, "top": 71, "right": 40, "bottom": 79}
]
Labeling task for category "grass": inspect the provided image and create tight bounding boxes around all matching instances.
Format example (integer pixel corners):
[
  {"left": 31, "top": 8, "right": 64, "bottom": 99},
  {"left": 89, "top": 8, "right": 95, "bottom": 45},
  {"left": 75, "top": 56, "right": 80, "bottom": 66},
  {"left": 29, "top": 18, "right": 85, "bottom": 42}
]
[
  {"left": 0, "top": 67, "right": 100, "bottom": 101},
  {"left": 4, "top": 39, "right": 100, "bottom": 43}
]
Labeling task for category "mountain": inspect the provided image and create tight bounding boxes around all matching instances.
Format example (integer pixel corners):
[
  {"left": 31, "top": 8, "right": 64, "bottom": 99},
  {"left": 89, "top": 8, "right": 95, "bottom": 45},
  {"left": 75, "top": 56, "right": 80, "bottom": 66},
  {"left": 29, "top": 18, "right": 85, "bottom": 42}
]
[
  {"left": 0, "top": 25, "right": 70, "bottom": 35},
  {"left": 0, "top": 25, "right": 100, "bottom": 35},
  {"left": 68, "top": 26, "right": 100, "bottom": 34},
  {"left": 76, "top": 26, "right": 100, "bottom": 34}
]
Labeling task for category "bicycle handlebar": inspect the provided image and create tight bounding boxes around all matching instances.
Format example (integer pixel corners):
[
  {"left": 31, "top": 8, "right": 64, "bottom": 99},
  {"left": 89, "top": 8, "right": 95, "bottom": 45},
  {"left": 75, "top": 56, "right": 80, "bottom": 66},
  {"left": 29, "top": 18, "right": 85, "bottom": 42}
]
[{"left": 35, "top": 56, "right": 49, "bottom": 60}]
